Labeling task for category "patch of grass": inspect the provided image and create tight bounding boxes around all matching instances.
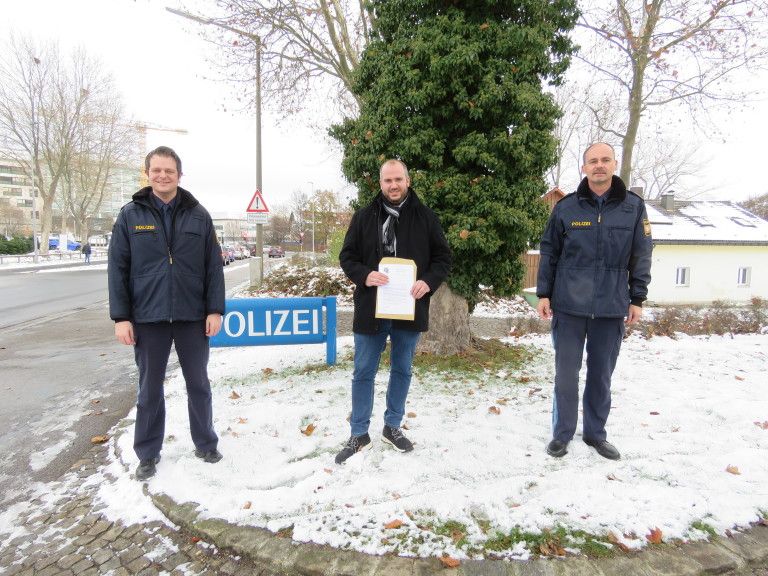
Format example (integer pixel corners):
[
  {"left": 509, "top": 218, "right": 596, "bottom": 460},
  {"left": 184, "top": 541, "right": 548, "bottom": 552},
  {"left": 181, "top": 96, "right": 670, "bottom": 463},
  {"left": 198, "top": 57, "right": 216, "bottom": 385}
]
[
  {"left": 431, "top": 520, "right": 470, "bottom": 547},
  {"left": 378, "top": 337, "right": 535, "bottom": 378},
  {"left": 690, "top": 520, "right": 717, "bottom": 539},
  {"left": 482, "top": 526, "right": 618, "bottom": 559}
]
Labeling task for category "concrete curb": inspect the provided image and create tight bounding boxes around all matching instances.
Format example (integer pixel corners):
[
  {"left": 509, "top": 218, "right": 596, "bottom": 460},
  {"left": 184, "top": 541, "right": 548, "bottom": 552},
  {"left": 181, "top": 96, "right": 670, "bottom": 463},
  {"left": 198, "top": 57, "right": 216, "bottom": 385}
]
[{"left": 148, "top": 492, "right": 768, "bottom": 576}]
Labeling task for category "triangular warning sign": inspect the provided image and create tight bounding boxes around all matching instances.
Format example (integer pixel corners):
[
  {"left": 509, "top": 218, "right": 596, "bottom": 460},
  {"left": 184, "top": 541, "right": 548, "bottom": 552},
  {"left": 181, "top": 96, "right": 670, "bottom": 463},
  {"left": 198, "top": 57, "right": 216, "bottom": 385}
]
[{"left": 246, "top": 189, "right": 269, "bottom": 213}]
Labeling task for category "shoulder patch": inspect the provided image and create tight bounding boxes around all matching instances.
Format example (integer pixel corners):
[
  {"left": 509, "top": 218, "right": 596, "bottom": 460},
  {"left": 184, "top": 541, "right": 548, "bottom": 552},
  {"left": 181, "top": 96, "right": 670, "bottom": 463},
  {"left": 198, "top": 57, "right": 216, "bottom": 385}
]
[{"left": 643, "top": 219, "right": 652, "bottom": 237}]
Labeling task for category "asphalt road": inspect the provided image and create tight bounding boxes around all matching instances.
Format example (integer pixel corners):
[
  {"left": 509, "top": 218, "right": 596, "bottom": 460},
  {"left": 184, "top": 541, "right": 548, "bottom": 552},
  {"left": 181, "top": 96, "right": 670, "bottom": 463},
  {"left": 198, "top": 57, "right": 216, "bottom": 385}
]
[{"left": 0, "top": 259, "right": 254, "bottom": 507}]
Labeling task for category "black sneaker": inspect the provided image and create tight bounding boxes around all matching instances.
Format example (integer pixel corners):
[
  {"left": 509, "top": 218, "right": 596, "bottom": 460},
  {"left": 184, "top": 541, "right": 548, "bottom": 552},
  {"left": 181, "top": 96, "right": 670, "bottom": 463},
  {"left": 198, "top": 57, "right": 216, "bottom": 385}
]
[
  {"left": 194, "top": 448, "right": 223, "bottom": 463},
  {"left": 334, "top": 433, "right": 371, "bottom": 464},
  {"left": 135, "top": 456, "right": 160, "bottom": 481},
  {"left": 584, "top": 438, "right": 621, "bottom": 460},
  {"left": 382, "top": 425, "right": 413, "bottom": 453},
  {"left": 546, "top": 439, "right": 568, "bottom": 458}
]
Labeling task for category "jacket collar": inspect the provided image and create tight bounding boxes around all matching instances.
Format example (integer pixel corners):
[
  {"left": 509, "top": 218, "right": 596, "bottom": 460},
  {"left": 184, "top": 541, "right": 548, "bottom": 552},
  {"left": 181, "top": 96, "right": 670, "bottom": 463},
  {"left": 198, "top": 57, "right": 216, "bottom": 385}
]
[
  {"left": 133, "top": 186, "right": 199, "bottom": 210},
  {"left": 576, "top": 175, "right": 627, "bottom": 204}
]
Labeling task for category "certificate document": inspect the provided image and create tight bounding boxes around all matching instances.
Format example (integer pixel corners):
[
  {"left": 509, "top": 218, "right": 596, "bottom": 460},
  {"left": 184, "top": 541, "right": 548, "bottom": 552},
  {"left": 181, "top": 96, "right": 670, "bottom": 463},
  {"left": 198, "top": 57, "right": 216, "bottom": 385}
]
[{"left": 375, "top": 257, "right": 417, "bottom": 320}]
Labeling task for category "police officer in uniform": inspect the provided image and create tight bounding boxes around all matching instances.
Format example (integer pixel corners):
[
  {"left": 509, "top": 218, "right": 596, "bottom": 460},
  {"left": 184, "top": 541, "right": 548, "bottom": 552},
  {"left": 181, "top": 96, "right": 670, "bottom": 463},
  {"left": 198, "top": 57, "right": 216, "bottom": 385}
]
[
  {"left": 536, "top": 142, "right": 652, "bottom": 460},
  {"left": 108, "top": 146, "right": 225, "bottom": 480}
]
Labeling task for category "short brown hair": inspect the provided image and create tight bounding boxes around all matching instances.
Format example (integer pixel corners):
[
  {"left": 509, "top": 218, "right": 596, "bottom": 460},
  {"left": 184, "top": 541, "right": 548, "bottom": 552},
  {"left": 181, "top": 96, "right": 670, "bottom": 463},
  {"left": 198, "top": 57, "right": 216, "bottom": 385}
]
[
  {"left": 145, "top": 146, "right": 183, "bottom": 175},
  {"left": 379, "top": 159, "right": 410, "bottom": 180}
]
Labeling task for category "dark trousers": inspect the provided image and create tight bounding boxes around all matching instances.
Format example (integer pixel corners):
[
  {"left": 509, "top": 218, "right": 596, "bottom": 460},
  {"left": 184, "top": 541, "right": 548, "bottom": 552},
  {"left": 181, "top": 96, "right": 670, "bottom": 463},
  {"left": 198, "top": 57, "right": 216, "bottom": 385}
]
[
  {"left": 133, "top": 321, "right": 218, "bottom": 461},
  {"left": 551, "top": 311, "right": 624, "bottom": 443}
]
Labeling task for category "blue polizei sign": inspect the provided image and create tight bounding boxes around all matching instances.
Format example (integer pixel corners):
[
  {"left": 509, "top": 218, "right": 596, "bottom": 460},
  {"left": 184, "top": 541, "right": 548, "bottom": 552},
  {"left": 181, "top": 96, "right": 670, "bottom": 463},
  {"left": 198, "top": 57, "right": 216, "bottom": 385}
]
[{"left": 210, "top": 297, "right": 337, "bottom": 365}]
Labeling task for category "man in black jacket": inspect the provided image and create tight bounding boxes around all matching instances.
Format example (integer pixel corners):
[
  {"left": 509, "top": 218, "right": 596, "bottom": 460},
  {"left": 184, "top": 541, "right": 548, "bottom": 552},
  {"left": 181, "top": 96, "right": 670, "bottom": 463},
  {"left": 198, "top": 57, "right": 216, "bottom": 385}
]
[
  {"left": 536, "top": 142, "right": 652, "bottom": 461},
  {"left": 108, "top": 146, "right": 225, "bottom": 480},
  {"left": 336, "top": 159, "right": 451, "bottom": 464}
]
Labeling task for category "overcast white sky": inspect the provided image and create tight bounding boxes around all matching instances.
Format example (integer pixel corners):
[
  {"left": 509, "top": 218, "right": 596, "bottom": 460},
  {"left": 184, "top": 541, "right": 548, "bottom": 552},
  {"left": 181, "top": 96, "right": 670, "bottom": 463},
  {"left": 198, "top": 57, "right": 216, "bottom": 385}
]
[{"left": 3, "top": 0, "right": 767, "bottom": 217}]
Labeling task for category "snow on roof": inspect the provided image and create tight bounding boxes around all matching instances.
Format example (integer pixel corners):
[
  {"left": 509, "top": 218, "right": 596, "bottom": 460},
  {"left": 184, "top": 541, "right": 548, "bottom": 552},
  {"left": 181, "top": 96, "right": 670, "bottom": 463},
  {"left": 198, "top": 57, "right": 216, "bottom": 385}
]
[{"left": 646, "top": 200, "right": 768, "bottom": 244}]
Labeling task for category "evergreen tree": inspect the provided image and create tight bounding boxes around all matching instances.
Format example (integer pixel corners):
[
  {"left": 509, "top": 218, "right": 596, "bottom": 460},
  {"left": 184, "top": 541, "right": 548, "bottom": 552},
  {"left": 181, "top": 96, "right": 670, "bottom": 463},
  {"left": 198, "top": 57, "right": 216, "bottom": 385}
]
[{"left": 331, "top": 0, "right": 578, "bottom": 352}]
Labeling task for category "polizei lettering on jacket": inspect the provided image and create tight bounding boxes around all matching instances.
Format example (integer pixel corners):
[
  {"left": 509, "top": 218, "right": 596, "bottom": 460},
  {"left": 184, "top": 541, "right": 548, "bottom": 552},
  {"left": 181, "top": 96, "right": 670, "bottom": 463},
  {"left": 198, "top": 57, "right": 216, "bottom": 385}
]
[
  {"left": 570, "top": 221, "right": 592, "bottom": 227},
  {"left": 223, "top": 308, "right": 320, "bottom": 338}
]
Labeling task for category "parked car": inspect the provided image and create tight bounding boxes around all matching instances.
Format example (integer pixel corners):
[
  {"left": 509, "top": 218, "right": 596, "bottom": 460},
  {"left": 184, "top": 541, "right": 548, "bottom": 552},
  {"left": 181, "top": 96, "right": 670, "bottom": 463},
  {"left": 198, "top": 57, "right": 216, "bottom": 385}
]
[
  {"left": 268, "top": 246, "right": 285, "bottom": 258},
  {"left": 48, "top": 238, "right": 82, "bottom": 251},
  {"left": 221, "top": 246, "right": 235, "bottom": 265}
]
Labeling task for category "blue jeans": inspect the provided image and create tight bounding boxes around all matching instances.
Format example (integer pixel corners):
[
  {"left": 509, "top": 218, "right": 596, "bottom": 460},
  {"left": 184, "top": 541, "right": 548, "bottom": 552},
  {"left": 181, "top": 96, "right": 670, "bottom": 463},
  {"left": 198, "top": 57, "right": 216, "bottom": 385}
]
[{"left": 350, "top": 321, "right": 421, "bottom": 436}]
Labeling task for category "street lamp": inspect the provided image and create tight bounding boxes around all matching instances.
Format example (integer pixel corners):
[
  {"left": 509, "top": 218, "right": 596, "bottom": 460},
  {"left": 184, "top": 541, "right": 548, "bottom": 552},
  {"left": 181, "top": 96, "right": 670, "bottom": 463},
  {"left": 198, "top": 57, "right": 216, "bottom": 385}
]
[
  {"left": 166, "top": 7, "right": 264, "bottom": 276},
  {"left": 29, "top": 156, "right": 39, "bottom": 263}
]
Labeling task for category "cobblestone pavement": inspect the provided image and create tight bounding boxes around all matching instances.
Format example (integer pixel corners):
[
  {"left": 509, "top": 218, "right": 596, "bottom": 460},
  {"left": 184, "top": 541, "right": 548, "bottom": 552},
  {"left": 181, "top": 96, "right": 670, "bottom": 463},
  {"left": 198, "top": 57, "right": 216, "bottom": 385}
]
[{"left": 0, "top": 440, "right": 284, "bottom": 576}]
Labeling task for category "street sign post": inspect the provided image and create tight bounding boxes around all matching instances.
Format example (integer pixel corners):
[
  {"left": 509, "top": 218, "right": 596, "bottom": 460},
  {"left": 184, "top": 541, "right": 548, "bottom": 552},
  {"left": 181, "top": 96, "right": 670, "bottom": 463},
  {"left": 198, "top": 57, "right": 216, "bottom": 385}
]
[{"left": 246, "top": 189, "right": 270, "bottom": 282}]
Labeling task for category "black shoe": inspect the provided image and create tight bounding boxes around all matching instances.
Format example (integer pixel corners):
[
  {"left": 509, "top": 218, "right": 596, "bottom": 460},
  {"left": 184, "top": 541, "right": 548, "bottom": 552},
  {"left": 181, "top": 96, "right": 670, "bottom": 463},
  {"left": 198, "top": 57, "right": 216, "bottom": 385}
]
[
  {"left": 546, "top": 439, "right": 568, "bottom": 458},
  {"left": 135, "top": 456, "right": 160, "bottom": 481},
  {"left": 194, "top": 448, "right": 223, "bottom": 463},
  {"left": 382, "top": 425, "right": 414, "bottom": 453},
  {"left": 334, "top": 433, "right": 371, "bottom": 464},
  {"left": 584, "top": 438, "right": 621, "bottom": 460}
]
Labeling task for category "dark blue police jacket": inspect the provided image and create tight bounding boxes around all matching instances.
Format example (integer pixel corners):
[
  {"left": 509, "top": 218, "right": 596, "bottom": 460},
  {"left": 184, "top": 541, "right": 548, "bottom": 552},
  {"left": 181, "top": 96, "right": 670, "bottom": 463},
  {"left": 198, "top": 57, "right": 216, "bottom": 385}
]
[
  {"left": 108, "top": 186, "right": 225, "bottom": 324},
  {"left": 536, "top": 176, "right": 653, "bottom": 318}
]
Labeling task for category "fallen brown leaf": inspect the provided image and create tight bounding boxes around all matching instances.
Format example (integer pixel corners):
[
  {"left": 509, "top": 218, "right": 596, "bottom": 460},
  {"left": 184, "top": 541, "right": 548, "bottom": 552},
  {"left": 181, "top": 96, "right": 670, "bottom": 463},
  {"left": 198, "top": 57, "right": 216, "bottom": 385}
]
[
  {"left": 735, "top": 375, "right": 745, "bottom": 381},
  {"left": 607, "top": 532, "right": 630, "bottom": 552},
  {"left": 725, "top": 465, "right": 741, "bottom": 475},
  {"left": 229, "top": 390, "right": 241, "bottom": 399},
  {"left": 91, "top": 399, "right": 101, "bottom": 405},
  {"left": 607, "top": 473, "right": 622, "bottom": 482},
  {"left": 407, "top": 411, "right": 417, "bottom": 418},
  {"left": 439, "top": 555, "right": 460, "bottom": 568},
  {"left": 323, "top": 468, "right": 333, "bottom": 474},
  {"left": 527, "top": 387, "right": 541, "bottom": 396},
  {"left": 496, "top": 398, "right": 509, "bottom": 406},
  {"left": 190, "top": 536, "right": 201, "bottom": 543},
  {"left": 262, "top": 367, "right": 274, "bottom": 376},
  {"left": 646, "top": 527, "right": 663, "bottom": 544},
  {"left": 384, "top": 519, "right": 404, "bottom": 529},
  {"left": 405, "top": 510, "right": 415, "bottom": 520},
  {"left": 488, "top": 406, "right": 501, "bottom": 415},
  {"left": 90, "top": 435, "right": 109, "bottom": 444},
  {"left": 754, "top": 421, "right": 768, "bottom": 430},
  {"left": 301, "top": 423, "right": 316, "bottom": 436},
  {"left": 237, "top": 417, "right": 248, "bottom": 424},
  {"left": 242, "top": 501, "right": 252, "bottom": 509}
]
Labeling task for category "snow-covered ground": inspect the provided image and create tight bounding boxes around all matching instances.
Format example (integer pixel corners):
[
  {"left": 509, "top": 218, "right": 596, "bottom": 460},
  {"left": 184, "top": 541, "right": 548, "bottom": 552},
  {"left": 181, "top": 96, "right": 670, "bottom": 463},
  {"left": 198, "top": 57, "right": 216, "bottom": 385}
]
[{"left": 88, "top": 332, "right": 768, "bottom": 560}]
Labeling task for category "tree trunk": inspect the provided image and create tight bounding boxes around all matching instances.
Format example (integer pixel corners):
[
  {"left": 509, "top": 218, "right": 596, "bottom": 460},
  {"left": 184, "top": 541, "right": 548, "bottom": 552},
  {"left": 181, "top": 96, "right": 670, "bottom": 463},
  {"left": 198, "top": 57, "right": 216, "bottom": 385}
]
[
  {"left": 40, "top": 201, "right": 53, "bottom": 256},
  {"left": 418, "top": 284, "right": 472, "bottom": 355}
]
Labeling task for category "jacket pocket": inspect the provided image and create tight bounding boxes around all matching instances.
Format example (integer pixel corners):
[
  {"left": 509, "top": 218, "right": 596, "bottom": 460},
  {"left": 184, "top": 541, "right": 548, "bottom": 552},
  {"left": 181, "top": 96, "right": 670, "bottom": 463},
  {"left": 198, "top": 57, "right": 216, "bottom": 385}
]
[{"left": 605, "top": 226, "right": 632, "bottom": 266}]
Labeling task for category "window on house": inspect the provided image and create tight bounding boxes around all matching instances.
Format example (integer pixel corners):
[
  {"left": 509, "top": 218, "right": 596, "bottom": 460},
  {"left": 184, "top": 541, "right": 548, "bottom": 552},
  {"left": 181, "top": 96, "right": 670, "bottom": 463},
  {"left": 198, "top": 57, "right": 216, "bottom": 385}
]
[
  {"left": 737, "top": 267, "right": 751, "bottom": 287},
  {"left": 689, "top": 216, "right": 714, "bottom": 227},
  {"left": 730, "top": 217, "right": 757, "bottom": 228},
  {"left": 675, "top": 267, "right": 690, "bottom": 287}
]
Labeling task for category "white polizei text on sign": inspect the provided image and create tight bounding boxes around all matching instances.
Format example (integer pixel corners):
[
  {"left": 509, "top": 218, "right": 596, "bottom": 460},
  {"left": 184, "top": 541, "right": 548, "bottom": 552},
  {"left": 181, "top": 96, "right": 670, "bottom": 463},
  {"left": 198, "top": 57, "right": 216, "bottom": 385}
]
[{"left": 223, "top": 309, "right": 320, "bottom": 338}]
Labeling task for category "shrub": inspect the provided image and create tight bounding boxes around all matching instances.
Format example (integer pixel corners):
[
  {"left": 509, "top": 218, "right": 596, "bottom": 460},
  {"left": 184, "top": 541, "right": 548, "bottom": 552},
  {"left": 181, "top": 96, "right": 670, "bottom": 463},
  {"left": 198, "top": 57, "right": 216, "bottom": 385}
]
[{"left": 0, "top": 236, "right": 33, "bottom": 255}]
